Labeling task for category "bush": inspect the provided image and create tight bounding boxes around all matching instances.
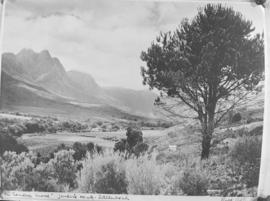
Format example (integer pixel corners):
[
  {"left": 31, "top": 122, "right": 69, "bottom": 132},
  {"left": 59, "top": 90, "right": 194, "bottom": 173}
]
[
  {"left": 60, "top": 121, "right": 88, "bottom": 132},
  {"left": 0, "top": 150, "right": 75, "bottom": 192},
  {"left": 112, "top": 124, "right": 120, "bottom": 131},
  {"left": 0, "top": 151, "right": 36, "bottom": 190},
  {"left": 95, "top": 145, "right": 103, "bottom": 154},
  {"left": 77, "top": 152, "right": 127, "bottom": 194},
  {"left": 72, "top": 142, "right": 87, "bottom": 161},
  {"left": 96, "top": 121, "right": 103, "bottom": 126},
  {"left": 24, "top": 120, "right": 46, "bottom": 133},
  {"left": 24, "top": 162, "right": 58, "bottom": 192},
  {"left": 95, "top": 161, "right": 127, "bottom": 194},
  {"left": 132, "top": 142, "right": 149, "bottom": 157},
  {"left": 231, "top": 113, "right": 242, "bottom": 123},
  {"left": 199, "top": 157, "right": 242, "bottom": 196},
  {"left": 49, "top": 150, "right": 78, "bottom": 188},
  {"left": 249, "top": 125, "right": 263, "bottom": 136},
  {"left": 230, "top": 136, "right": 261, "bottom": 165},
  {"left": 0, "top": 133, "right": 28, "bottom": 155},
  {"left": 229, "top": 136, "right": 262, "bottom": 187},
  {"left": 7, "top": 124, "right": 26, "bottom": 137},
  {"left": 114, "top": 139, "right": 127, "bottom": 153},
  {"left": 176, "top": 168, "right": 209, "bottom": 195},
  {"left": 86, "top": 142, "right": 95, "bottom": 153},
  {"left": 125, "top": 154, "right": 165, "bottom": 195},
  {"left": 126, "top": 127, "right": 143, "bottom": 148},
  {"left": 114, "top": 127, "right": 148, "bottom": 157}
]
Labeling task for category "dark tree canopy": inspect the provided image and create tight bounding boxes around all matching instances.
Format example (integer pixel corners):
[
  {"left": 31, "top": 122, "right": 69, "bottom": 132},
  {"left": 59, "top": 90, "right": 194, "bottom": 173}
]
[{"left": 141, "top": 4, "right": 264, "bottom": 159}]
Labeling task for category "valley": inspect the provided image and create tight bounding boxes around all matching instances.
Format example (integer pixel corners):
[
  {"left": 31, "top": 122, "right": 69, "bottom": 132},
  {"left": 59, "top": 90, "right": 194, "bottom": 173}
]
[{"left": 0, "top": 48, "right": 265, "bottom": 197}]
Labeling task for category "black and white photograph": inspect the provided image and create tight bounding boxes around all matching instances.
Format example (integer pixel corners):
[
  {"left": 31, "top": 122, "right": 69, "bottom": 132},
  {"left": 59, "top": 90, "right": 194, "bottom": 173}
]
[{"left": 0, "top": 0, "right": 267, "bottom": 198}]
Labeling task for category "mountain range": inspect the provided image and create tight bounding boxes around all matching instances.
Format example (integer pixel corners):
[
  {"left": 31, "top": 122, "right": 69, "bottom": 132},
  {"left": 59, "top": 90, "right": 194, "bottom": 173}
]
[{"left": 1, "top": 49, "right": 157, "bottom": 120}]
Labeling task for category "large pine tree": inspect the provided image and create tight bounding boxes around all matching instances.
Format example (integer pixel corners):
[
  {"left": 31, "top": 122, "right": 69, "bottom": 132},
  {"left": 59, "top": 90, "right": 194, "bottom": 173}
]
[{"left": 141, "top": 4, "right": 264, "bottom": 159}]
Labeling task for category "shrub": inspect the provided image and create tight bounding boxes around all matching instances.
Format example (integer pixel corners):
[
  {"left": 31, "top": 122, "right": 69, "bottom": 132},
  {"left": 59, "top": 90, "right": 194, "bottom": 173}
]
[
  {"left": 114, "top": 139, "right": 127, "bottom": 153},
  {"left": 230, "top": 136, "right": 261, "bottom": 165},
  {"left": 24, "top": 120, "right": 45, "bottom": 133},
  {"left": 126, "top": 127, "right": 143, "bottom": 148},
  {"left": 94, "top": 161, "right": 127, "bottom": 194},
  {"left": 77, "top": 152, "right": 127, "bottom": 194},
  {"left": 72, "top": 142, "right": 87, "bottom": 161},
  {"left": 0, "top": 133, "right": 28, "bottom": 155},
  {"left": 0, "top": 151, "right": 73, "bottom": 192},
  {"left": 60, "top": 121, "right": 88, "bottom": 132},
  {"left": 125, "top": 154, "right": 164, "bottom": 195},
  {"left": 95, "top": 145, "right": 103, "bottom": 154},
  {"left": 231, "top": 113, "right": 242, "bottom": 123},
  {"left": 55, "top": 143, "right": 70, "bottom": 152},
  {"left": 132, "top": 142, "right": 149, "bottom": 157},
  {"left": 49, "top": 150, "right": 78, "bottom": 188},
  {"left": 112, "top": 124, "right": 120, "bottom": 131},
  {"left": 7, "top": 124, "right": 26, "bottom": 137},
  {"left": 91, "top": 124, "right": 97, "bottom": 129},
  {"left": 200, "top": 157, "right": 243, "bottom": 196},
  {"left": 0, "top": 151, "right": 36, "bottom": 190},
  {"left": 86, "top": 142, "right": 95, "bottom": 153},
  {"left": 176, "top": 168, "right": 209, "bottom": 195},
  {"left": 114, "top": 127, "right": 148, "bottom": 157},
  {"left": 24, "top": 162, "right": 58, "bottom": 192},
  {"left": 229, "top": 136, "right": 262, "bottom": 187},
  {"left": 249, "top": 125, "right": 263, "bottom": 136}
]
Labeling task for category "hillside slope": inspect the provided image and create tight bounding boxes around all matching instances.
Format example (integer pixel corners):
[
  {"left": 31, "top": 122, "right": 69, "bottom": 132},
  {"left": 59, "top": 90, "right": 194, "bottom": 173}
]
[
  {"left": 145, "top": 86, "right": 264, "bottom": 160},
  {"left": 1, "top": 49, "right": 157, "bottom": 118}
]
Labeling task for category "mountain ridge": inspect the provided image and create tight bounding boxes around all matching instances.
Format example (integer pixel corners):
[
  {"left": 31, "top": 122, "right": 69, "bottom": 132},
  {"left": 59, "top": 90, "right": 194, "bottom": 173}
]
[{"left": 1, "top": 49, "right": 157, "bottom": 118}]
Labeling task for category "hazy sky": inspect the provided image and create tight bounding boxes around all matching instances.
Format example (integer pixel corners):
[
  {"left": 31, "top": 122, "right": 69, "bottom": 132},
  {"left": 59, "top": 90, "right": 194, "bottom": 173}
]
[{"left": 2, "top": 0, "right": 264, "bottom": 89}]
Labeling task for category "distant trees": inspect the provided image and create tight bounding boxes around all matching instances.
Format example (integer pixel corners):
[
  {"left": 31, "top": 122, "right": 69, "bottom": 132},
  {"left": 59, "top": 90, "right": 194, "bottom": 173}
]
[
  {"left": 49, "top": 142, "right": 103, "bottom": 162},
  {"left": 141, "top": 4, "right": 264, "bottom": 159}
]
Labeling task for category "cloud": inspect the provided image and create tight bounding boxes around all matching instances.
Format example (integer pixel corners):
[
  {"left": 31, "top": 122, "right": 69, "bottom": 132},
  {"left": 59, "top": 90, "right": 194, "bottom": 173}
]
[{"left": 2, "top": 0, "right": 265, "bottom": 89}]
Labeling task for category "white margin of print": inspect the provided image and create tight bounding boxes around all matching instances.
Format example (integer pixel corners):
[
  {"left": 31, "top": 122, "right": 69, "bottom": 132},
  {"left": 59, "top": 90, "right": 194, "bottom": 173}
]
[{"left": 0, "top": 0, "right": 269, "bottom": 200}]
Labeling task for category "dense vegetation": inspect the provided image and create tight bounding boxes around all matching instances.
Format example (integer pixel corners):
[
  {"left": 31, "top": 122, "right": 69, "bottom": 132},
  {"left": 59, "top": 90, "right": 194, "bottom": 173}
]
[
  {"left": 0, "top": 124, "right": 262, "bottom": 196},
  {"left": 0, "top": 117, "right": 89, "bottom": 137}
]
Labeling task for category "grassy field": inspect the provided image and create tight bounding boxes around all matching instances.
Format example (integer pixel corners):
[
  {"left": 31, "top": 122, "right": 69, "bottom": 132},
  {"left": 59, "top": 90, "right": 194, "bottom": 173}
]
[{"left": 18, "top": 129, "right": 166, "bottom": 156}]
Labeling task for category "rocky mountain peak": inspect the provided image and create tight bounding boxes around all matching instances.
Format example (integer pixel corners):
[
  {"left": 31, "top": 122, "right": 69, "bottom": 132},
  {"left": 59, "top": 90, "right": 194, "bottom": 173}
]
[{"left": 39, "top": 50, "right": 51, "bottom": 59}]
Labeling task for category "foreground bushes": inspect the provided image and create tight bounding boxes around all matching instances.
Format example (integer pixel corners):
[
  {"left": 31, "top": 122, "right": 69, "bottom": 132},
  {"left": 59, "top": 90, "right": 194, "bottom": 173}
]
[
  {"left": 48, "top": 150, "right": 78, "bottom": 188},
  {"left": 197, "top": 136, "right": 261, "bottom": 197},
  {"left": 77, "top": 153, "right": 127, "bottom": 194},
  {"left": 176, "top": 168, "right": 209, "bottom": 195},
  {"left": 229, "top": 136, "right": 262, "bottom": 188},
  {"left": 0, "top": 136, "right": 262, "bottom": 196},
  {"left": 1, "top": 150, "right": 78, "bottom": 192},
  {"left": 78, "top": 152, "right": 181, "bottom": 195},
  {"left": 125, "top": 154, "right": 164, "bottom": 195},
  {"left": 125, "top": 154, "right": 179, "bottom": 195}
]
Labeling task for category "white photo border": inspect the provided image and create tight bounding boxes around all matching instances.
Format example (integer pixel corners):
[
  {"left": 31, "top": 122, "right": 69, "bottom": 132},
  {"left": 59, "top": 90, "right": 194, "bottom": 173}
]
[{"left": 0, "top": 0, "right": 269, "bottom": 200}]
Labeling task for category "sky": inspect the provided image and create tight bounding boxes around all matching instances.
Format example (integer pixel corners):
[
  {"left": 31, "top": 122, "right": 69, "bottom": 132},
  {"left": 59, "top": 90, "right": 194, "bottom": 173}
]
[{"left": 2, "top": 0, "right": 265, "bottom": 89}]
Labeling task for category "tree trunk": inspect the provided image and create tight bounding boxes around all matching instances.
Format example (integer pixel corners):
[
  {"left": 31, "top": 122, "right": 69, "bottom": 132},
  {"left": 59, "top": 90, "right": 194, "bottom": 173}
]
[
  {"left": 200, "top": 117, "right": 215, "bottom": 159},
  {"left": 201, "top": 131, "right": 212, "bottom": 159}
]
